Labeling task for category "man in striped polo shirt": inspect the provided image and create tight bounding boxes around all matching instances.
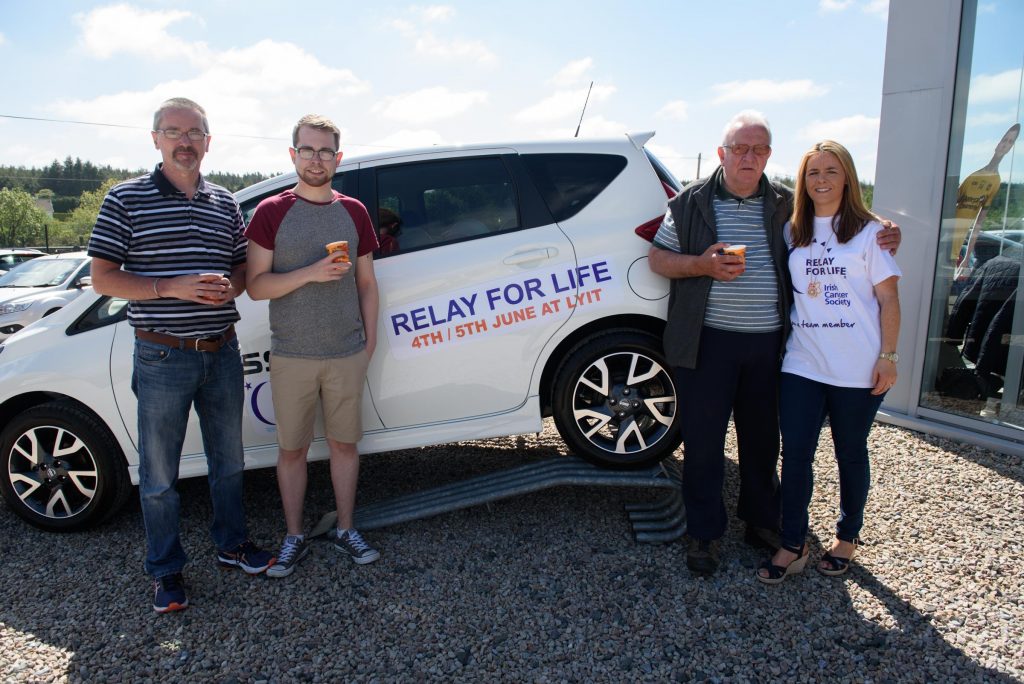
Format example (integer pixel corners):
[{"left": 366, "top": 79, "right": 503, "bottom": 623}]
[
  {"left": 648, "top": 111, "right": 900, "bottom": 575},
  {"left": 88, "top": 97, "right": 273, "bottom": 613}
]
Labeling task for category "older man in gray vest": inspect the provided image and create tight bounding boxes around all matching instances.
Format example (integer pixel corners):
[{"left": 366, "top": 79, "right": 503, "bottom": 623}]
[{"left": 648, "top": 111, "right": 900, "bottom": 575}]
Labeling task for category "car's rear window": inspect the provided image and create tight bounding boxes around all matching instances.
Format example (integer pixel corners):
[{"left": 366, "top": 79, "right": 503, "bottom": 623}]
[{"left": 520, "top": 153, "right": 627, "bottom": 222}]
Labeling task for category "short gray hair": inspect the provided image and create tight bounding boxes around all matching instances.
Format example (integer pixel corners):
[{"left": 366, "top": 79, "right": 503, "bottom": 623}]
[
  {"left": 153, "top": 97, "right": 209, "bottom": 133},
  {"left": 721, "top": 110, "right": 772, "bottom": 145}
]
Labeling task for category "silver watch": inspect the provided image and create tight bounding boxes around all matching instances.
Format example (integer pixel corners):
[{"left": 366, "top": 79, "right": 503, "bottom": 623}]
[{"left": 878, "top": 352, "right": 899, "bottom": 363}]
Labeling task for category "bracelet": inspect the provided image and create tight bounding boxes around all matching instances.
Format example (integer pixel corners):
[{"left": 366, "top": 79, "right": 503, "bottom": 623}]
[{"left": 152, "top": 278, "right": 161, "bottom": 299}]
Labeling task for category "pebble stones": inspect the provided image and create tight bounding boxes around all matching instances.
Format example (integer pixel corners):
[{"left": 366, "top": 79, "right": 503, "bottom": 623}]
[{"left": 0, "top": 419, "right": 1021, "bottom": 682}]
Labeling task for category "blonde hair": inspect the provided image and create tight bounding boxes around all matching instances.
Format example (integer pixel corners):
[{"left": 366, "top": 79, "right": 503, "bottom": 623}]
[
  {"left": 790, "top": 140, "right": 877, "bottom": 248},
  {"left": 292, "top": 114, "right": 340, "bottom": 149}
]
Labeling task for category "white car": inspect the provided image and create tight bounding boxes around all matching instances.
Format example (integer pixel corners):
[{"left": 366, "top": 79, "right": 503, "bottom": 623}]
[
  {"left": 0, "top": 133, "right": 682, "bottom": 531},
  {"left": 0, "top": 252, "right": 92, "bottom": 341},
  {"left": 0, "top": 248, "right": 45, "bottom": 274}
]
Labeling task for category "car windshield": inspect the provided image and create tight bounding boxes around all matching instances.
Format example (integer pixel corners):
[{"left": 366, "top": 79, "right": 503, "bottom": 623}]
[{"left": 0, "top": 258, "right": 85, "bottom": 288}]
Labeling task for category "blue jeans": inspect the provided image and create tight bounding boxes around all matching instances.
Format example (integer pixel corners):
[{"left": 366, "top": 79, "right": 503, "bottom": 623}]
[
  {"left": 778, "top": 372, "right": 884, "bottom": 550},
  {"left": 132, "top": 337, "right": 248, "bottom": 578}
]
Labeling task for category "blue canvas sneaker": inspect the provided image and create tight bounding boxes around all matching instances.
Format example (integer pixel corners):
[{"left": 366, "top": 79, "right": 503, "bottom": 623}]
[{"left": 333, "top": 528, "right": 380, "bottom": 565}]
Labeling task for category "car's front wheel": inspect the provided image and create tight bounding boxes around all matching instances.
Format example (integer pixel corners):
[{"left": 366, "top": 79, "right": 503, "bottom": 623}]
[
  {"left": 0, "top": 401, "right": 131, "bottom": 531},
  {"left": 552, "top": 329, "right": 682, "bottom": 469}
]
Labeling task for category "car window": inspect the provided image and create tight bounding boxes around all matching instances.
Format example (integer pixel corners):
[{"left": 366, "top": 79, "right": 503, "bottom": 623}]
[
  {"left": 68, "top": 296, "right": 128, "bottom": 336},
  {"left": 0, "top": 258, "right": 85, "bottom": 287},
  {"left": 520, "top": 153, "right": 627, "bottom": 222},
  {"left": 374, "top": 157, "right": 520, "bottom": 256},
  {"left": 239, "top": 172, "right": 349, "bottom": 225}
]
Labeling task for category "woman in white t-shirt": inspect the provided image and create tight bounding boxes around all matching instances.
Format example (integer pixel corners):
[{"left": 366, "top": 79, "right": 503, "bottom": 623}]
[{"left": 756, "top": 140, "right": 901, "bottom": 584}]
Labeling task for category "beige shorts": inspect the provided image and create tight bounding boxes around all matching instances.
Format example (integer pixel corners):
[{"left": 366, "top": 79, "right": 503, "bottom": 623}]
[{"left": 269, "top": 351, "right": 369, "bottom": 450}]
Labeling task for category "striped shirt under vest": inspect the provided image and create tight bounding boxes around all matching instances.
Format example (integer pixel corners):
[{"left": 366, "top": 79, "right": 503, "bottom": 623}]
[
  {"left": 87, "top": 165, "right": 246, "bottom": 337},
  {"left": 653, "top": 186, "right": 782, "bottom": 333}
]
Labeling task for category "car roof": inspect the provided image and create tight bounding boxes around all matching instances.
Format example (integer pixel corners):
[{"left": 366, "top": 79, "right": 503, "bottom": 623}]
[
  {"left": 33, "top": 252, "right": 90, "bottom": 260},
  {"left": 236, "top": 131, "right": 658, "bottom": 199},
  {"left": 0, "top": 248, "right": 45, "bottom": 255}
]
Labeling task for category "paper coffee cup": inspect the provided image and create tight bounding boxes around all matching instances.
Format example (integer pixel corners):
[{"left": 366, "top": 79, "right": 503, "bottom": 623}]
[
  {"left": 326, "top": 240, "right": 350, "bottom": 263},
  {"left": 722, "top": 245, "right": 746, "bottom": 263}
]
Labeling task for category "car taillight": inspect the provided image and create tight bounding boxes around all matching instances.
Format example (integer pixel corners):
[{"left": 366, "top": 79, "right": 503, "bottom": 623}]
[
  {"left": 634, "top": 216, "right": 663, "bottom": 242},
  {"left": 660, "top": 180, "right": 676, "bottom": 199}
]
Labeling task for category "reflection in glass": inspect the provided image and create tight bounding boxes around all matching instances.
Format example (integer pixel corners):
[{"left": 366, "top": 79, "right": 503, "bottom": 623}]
[{"left": 921, "top": 1, "right": 1024, "bottom": 430}]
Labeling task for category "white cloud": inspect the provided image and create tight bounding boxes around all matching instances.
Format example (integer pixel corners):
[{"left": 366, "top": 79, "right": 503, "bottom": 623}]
[
  {"left": 863, "top": 0, "right": 889, "bottom": 16},
  {"left": 799, "top": 114, "right": 880, "bottom": 143},
  {"left": 969, "top": 69, "right": 1023, "bottom": 104},
  {"left": 533, "top": 114, "right": 629, "bottom": 140},
  {"left": 388, "top": 11, "right": 496, "bottom": 64},
  {"left": 819, "top": 0, "right": 854, "bottom": 11},
  {"left": 49, "top": 16, "right": 371, "bottom": 174},
  {"left": 414, "top": 32, "right": 496, "bottom": 63},
  {"left": 75, "top": 4, "right": 210, "bottom": 64},
  {"left": 514, "top": 85, "right": 616, "bottom": 123},
  {"left": 370, "top": 87, "right": 489, "bottom": 125},
  {"left": 711, "top": 79, "right": 826, "bottom": 104},
  {"left": 549, "top": 58, "right": 593, "bottom": 87},
  {"left": 655, "top": 100, "right": 689, "bottom": 121},
  {"left": 368, "top": 129, "right": 447, "bottom": 150},
  {"left": 967, "top": 109, "right": 1019, "bottom": 127},
  {"left": 415, "top": 5, "right": 456, "bottom": 22}
]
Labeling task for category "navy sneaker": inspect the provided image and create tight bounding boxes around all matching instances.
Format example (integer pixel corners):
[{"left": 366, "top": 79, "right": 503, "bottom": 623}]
[
  {"left": 216, "top": 540, "right": 275, "bottom": 574},
  {"left": 153, "top": 573, "right": 188, "bottom": 613}
]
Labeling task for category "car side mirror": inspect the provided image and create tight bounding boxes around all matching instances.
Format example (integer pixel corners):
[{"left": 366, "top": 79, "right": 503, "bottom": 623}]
[{"left": 76, "top": 276, "right": 93, "bottom": 289}]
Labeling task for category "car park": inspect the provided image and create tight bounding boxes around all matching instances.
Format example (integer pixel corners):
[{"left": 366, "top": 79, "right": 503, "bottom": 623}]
[
  {"left": 0, "top": 133, "right": 682, "bottom": 531},
  {"left": 0, "top": 252, "right": 92, "bottom": 341},
  {"left": 0, "top": 248, "right": 45, "bottom": 274}
]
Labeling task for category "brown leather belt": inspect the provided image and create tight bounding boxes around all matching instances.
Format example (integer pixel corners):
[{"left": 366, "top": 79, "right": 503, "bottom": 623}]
[{"left": 135, "top": 325, "right": 236, "bottom": 352}]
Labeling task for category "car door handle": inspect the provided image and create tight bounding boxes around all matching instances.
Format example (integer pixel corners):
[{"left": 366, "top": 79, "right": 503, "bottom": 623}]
[{"left": 502, "top": 248, "right": 558, "bottom": 265}]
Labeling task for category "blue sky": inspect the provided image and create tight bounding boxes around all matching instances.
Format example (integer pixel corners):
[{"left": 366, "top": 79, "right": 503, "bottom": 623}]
[{"left": 0, "top": 0, "right": 1008, "bottom": 185}]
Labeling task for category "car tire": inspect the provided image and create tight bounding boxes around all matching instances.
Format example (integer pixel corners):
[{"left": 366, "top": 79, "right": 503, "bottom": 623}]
[
  {"left": 552, "top": 329, "right": 682, "bottom": 469},
  {"left": 0, "top": 401, "right": 131, "bottom": 532}
]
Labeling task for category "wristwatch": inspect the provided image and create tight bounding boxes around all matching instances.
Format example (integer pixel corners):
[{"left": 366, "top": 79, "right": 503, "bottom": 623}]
[{"left": 878, "top": 352, "right": 899, "bottom": 363}]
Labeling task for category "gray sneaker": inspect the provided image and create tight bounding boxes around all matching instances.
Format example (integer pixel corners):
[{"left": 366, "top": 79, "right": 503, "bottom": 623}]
[
  {"left": 266, "top": 535, "right": 310, "bottom": 578},
  {"left": 333, "top": 528, "right": 380, "bottom": 565}
]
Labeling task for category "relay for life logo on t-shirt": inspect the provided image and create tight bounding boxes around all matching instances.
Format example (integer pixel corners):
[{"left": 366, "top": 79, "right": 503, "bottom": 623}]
[{"left": 783, "top": 218, "right": 901, "bottom": 387}]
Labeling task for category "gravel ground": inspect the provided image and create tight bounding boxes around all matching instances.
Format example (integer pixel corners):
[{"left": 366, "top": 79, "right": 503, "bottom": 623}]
[{"left": 1, "top": 418, "right": 1022, "bottom": 683}]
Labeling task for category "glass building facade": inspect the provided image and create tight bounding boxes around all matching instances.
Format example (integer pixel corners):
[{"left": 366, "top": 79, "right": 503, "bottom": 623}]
[{"left": 918, "top": 2, "right": 1024, "bottom": 438}]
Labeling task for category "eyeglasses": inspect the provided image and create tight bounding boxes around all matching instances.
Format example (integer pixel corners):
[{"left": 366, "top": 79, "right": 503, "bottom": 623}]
[
  {"left": 155, "top": 129, "right": 208, "bottom": 142},
  {"left": 722, "top": 143, "right": 771, "bottom": 157},
  {"left": 293, "top": 146, "right": 338, "bottom": 161}
]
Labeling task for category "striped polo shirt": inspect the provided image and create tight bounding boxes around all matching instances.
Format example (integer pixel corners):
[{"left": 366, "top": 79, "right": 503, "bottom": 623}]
[
  {"left": 653, "top": 181, "right": 782, "bottom": 333},
  {"left": 87, "top": 165, "right": 246, "bottom": 337}
]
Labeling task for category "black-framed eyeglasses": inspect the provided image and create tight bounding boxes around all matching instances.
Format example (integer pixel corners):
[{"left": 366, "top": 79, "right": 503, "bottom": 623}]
[
  {"left": 155, "top": 128, "right": 208, "bottom": 142},
  {"left": 293, "top": 146, "right": 338, "bottom": 161},
  {"left": 721, "top": 143, "right": 771, "bottom": 157}
]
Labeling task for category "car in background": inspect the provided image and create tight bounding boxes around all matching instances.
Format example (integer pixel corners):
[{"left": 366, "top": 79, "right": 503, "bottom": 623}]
[
  {"left": 0, "top": 248, "right": 45, "bottom": 274},
  {"left": 0, "top": 133, "right": 683, "bottom": 532},
  {"left": 0, "top": 253, "right": 93, "bottom": 341}
]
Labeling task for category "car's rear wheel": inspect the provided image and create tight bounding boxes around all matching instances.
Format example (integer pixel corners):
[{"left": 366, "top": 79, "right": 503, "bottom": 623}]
[
  {"left": 552, "top": 329, "right": 682, "bottom": 469},
  {"left": 0, "top": 401, "right": 131, "bottom": 531}
]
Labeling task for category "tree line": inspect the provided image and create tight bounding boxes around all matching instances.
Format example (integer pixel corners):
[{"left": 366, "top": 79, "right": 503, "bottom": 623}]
[{"left": 0, "top": 158, "right": 272, "bottom": 248}]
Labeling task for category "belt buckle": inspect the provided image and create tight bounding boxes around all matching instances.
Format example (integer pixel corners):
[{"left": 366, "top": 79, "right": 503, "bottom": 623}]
[{"left": 189, "top": 337, "right": 202, "bottom": 352}]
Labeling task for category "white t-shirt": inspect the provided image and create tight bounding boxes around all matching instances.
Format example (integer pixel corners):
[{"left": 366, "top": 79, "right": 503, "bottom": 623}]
[{"left": 782, "top": 217, "right": 901, "bottom": 388}]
